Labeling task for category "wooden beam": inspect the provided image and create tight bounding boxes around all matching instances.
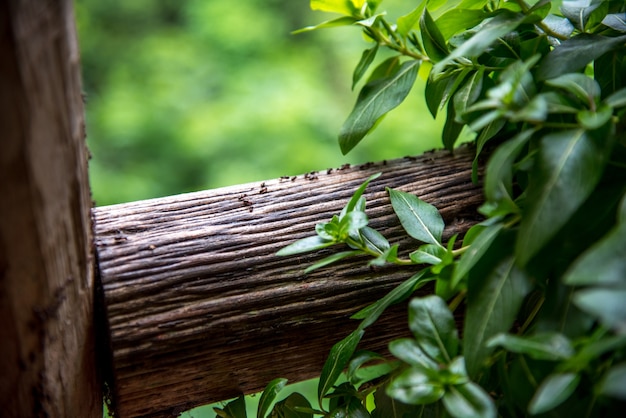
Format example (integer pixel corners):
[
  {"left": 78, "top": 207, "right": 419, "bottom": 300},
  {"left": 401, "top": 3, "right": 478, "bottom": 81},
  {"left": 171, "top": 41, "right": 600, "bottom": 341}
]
[
  {"left": 0, "top": 1, "right": 100, "bottom": 417},
  {"left": 94, "top": 148, "right": 483, "bottom": 417}
]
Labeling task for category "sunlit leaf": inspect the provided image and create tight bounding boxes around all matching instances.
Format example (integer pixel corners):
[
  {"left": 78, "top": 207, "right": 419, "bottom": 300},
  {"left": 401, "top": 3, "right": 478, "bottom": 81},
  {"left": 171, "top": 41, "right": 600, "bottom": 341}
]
[
  {"left": 292, "top": 16, "right": 358, "bottom": 34},
  {"left": 420, "top": 8, "right": 449, "bottom": 63},
  {"left": 436, "top": 8, "right": 490, "bottom": 39},
  {"left": 387, "top": 367, "right": 445, "bottom": 405},
  {"left": 340, "top": 60, "right": 420, "bottom": 154},
  {"left": 528, "top": 373, "right": 580, "bottom": 415},
  {"left": 340, "top": 172, "right": 381, "bottom": 218},
  {"left": 434, "top": 11, "right": 525, "bottom": 72},
  {"left": 388, "top": 188, "right": 444, "bottom": 246},
  {"left": 311, "top": 0, "right": 365, "bottom": 16},
  {"left": 516, "top": 129, "right": 608, "bottom": 266}
]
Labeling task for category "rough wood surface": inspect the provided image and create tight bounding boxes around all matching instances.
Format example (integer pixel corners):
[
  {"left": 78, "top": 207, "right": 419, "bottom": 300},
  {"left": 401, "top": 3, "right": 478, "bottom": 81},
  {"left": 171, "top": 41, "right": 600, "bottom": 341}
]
[
  {"left": 0, "top": 1, "right": 100, "bottom": 417},
  {"left": 95, "top": 148, "right": 484, "bottom": 417}
]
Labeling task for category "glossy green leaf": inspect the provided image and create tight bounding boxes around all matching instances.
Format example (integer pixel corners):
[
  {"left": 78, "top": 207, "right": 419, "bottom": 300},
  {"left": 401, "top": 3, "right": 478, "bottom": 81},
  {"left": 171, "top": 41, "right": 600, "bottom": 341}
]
[
  {"left": 420, "top": 8, "right": 449, "bottom": 63},
  {"left": 453, "top": 68, "right": 484, "bottom": 121},
  {"left": 483, "top": 129, "right": 533, "bottom": 215},
  {"left": 408, "top": 296, "right": 459, "bottom": 364},
  {"left": 442, "top": 100, "right": 464, "bottom": 151},
  {"left": 425, "top": 69, "right": 469, "bottom": 119},
  {"left": 389, "top": 338, "right": 439, "bottom": 370},
  {"left": 347, "top": 350, "right": 385, "bottom": 385},
  {"left": 276, "top": 236, "right": 335, "bottom": 256},
  {"left": 269, "top": 393, "right": 313, "bottom": 418},
  {"left": 546, "top": 73, "right": 601, "bottom": 106},
  {"left": 452, "top": 223, "right": 504, "bottom": 288},
  {"left": 487, "top": 332, "right": 574, "bottom": 361},
  {"left": 387, "top": 367, "right": 445, "bottom": 405},
  {"left": 573, "top": 288, "right": 626, "bottom": 332},
  {"left": 603, "top": 13, "right": 626, "bottom": 32},
  {"left": 352, "top": 270, "right": 431, "bottom": 326},
  {"left": 600, "top": 363, "right": 626, "bottom": 400},
  {"left": 311, "top": 0, "right": 365, "bottom": 16},
  {"left": 387, "top": 188, "right": 444, "bottom": 246},
  {"left": 292, "top": 16, "right": 357, "bottom": 34},
  {"left": 537, "top": 34, "right": 626, "bottom": 81},
  {"left": 436, "top": 8, "right": 490, "bottom": 39},
  {"left": 434, "top": 10, "right": 525, "bottom": 72},
  {"left": 471, "top": 116, "right": 506, "bottom": 183},
  {"left": 442, "top": 382, "right": 496, "bottom": 418},
  {"left": 397, "top": 3, "right": 425, "bottom": 36},
  {"left": 318, "top": 329, "right": 365, "bottom": 405},
  {"left": 410, "top": 243, "right": 447, "bottom": 265},
  {"left": 360, "top": 226, "right": 390, "bottom": 254},
  {"left": 352, "top": 45, "right": 379, "bottom": 89},
  {"left": 561, "top": 0, "right": 608, "bottom": 31},
  {"left": 366, "top": 56, "right": 401, "bottom": 83},
  {"left": 215, "top": 395, "right": 247, "bottom": 418},
  {"left": 339, "top": 60, "right": 420, "bottom": 154},
  {"left": 258, "top": 378, "right": 288, "bottom": 418},
  {"left": 516, "top": 129, "right": 608, "bottom": 266},
  {"left": 340, "top": 172, "right": 381, "bottom": 218},
  {"left": 605, "top": 87, "right": 626, "bottom": 108},
  {"left": 304, "top": 250, "right": 362, "bottom": 273},
  {"left": 564, "top": 209, "right": 626, "bottom": 286},
  {"left": 464, "top": 256, "right": 532, "bottom": 377},
  {"left": 371, "top": 385, "right": 424, "bottom": 418},
  {"left": 577, "top": 105, "right": 613, "bottom": 130},
  {"left": 528, "top": 373, "right": 580, "bottom": 415},
  {"left": 327, "top": 398, "right": 370, "bottom": 418}
]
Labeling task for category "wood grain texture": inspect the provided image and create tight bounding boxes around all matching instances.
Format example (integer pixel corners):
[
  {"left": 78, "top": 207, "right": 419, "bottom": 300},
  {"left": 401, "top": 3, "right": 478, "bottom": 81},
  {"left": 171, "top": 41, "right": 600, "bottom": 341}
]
[
  {"left": 95, "top": 148, "right": 484, "bottom": 417},
  {"left": 0, "top": 1, "right": 100, "bottom": 416}
]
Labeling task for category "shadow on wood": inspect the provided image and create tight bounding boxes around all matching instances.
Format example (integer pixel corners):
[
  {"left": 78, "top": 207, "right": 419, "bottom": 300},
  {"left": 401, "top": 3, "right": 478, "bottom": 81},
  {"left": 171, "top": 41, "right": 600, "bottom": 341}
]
[{"left": 94, "top": 148, "right": 483, "bottom": 417}]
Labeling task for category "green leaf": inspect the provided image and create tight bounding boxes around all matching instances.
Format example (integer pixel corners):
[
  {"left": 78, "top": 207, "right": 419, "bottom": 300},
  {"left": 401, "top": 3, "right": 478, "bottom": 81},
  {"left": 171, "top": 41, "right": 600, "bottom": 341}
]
[
  {"left": 304, "top": 250, "right": 362, "bottom": 273},
  {"left": 425, "top": 69, "right": 469, "bottom": 119},
  {"left": 442, "top": 382, "right": 496, "bottom": 418},
  {"left": 573, "top": 288, "right": 626, "bottom": 332},
  {"left": 436, "top": 8, "right": 490, "bottom": 39},
  {"left": 408, "top": 295, "right": 459, "bottom": 364},
  {"left": 389, "top": 338, "right": 439, "bottom": 370},
  {"left": 546, "top": 73, "right": 601, "bottom": 106},
  {"left": 371, "top": 385, "right": 424, "bottom": 418},
  {"left": 258, "top": 378, "right": 288, "bottom": 418},
  {"left": 442, "top": 100, "right": 465, "bottom": 151},
  {"left": 387, "top": 188, "right": 444, "bottom": 246},
  {"left": 471, "top": 116, "right": 506, "bottom": 183},
  {"left": 311, "top": 0, "right": 365, "bottom": 16},
  {"left": 352, "top": 270, "right": 432, "bottom": 326},
  {"left": 420, "top": 8, "right": 449, "bottom": 63},
  {"left": 397, "top": 3, "right": 425, "bottom": 36},
  {"left": 487, "top": 332, "right": 574, "bottom": 361},
  {"left": 318, "top": 329, "right": 365, "bottom": 405},
  {"left": 453, "top": 68, "right": 484, "bottom": 121},
  {"left": 386, "top": 367, "right": 445, "bottom": 405},
  {"left": 561, "top": 0, "right": 609, "bottom": 32},
  {"left": 276, "top": 236, "right": 335, "bottom": 256},
  {"left": 515, "top": 129, "right": 608, "bottom": 266},
  {"left": 410, "top": 243, "right": 447, "bottom": 265},
  {"left": 577, "top": 105, "right": 613, "bottom": 130},
  {"left": 215, "top": 395, "right": 247, "bottom": 418},
  {"left": 369, "top": 244, "right": 399, "bottom": 266},
  {"left": 603, "top": 13, "right": 626, "bottom": 33},
  {"left": 292, "top": 16, "right": 357, "bottom": 34},
  {"left": 339, "top": 60, "right": 420, "bottom": 154},
  {"left": 537, "top": 34, "right": 626, "bottom": 81},
  {"left": 360, "top": 226, "right": 390, "bottom": 254},
  {"left": 528, "top": 373, "right": 580, "bottom": 415},
  {"left": 340, "top": 172, "right": 381, "bottom": 218},
  {"left": 269, "top": 393, "right": 313, "bottom": 418},
  {"left": 600, "top": 363, "right": 626, "bottom": 400},
  {"left": 434, "top": 11, "right": 525, "bottom": 73},
  {"left": 464, "top": 256, "right": 532, "bottom": 377},
  {"left": 483, "top": 129, "right": 534, "bottom": 213},
  {"left": 346, "top": 350, "right": 386, "bottom": 385},
  {"left": 352, "top": 45, "right": 379, "bottom": 89},
  {"left": 564, "top": 214, "right": 626, "bottom": 286},
  {"left": 452, "top": 223, "right": 504, "bottom": 288},
  {"left": 366, "top": 56, "right": 401, "bottom": 84},
  {"left": 605, "top": 87, "right": 626, "bottom": 108}
]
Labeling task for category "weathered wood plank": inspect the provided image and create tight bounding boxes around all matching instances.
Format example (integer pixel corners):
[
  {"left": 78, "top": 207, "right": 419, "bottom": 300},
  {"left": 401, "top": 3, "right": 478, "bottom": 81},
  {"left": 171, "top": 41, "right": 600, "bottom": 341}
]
[
  {"left": 0, "top": 1, "right": 100, "bottom": 416},
  {"left": 95, "top": 148, "right": 483, "bottom": 417}
]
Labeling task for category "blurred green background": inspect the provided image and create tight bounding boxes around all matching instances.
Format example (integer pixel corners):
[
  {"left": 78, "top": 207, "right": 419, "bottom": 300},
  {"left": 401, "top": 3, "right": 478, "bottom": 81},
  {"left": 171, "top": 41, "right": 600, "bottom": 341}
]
[{"left": 76, "top": 0, "right": 443, "bottom": 207}]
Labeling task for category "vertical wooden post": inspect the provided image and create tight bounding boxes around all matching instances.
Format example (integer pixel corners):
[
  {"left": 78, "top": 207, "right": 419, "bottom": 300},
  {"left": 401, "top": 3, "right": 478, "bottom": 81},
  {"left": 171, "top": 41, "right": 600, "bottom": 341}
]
[{"left": 0, "top": 1, "right": 100, "bottom": 416}]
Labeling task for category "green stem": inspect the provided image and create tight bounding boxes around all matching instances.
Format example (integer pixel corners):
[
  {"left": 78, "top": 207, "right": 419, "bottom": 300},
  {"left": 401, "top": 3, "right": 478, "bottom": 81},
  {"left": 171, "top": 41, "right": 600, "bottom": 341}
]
[{"left": 448, "top": 289, "right": 466, "bottom": 312}]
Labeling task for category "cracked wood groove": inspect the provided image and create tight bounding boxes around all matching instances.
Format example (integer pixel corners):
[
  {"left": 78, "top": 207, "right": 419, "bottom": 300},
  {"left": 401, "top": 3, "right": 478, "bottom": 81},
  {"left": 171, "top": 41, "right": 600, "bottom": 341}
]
[{"left": 94, "top": 147, "right": 483, "bottom": 417}]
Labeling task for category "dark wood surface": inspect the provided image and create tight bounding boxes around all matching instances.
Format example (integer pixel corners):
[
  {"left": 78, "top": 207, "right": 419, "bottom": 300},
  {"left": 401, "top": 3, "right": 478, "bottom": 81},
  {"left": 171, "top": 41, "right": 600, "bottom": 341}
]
[
  {"left": 95, "top": 148, "right": 484, "bottom": 417},
  {"left": 0, "top": 1, "right": 100, "bottom": 416}
]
